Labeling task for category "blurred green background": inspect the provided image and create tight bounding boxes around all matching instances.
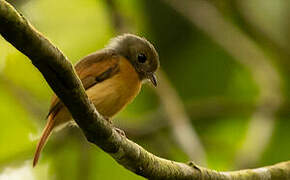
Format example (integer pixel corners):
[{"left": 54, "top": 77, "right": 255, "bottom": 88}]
[{"left": 0, "top": 0, "right": 289, "bottom": 179}]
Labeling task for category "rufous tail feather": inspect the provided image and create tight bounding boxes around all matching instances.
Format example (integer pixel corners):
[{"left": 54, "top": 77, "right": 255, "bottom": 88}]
[{"left": 33, "top": 114, "right": 55, "bottom": 167}]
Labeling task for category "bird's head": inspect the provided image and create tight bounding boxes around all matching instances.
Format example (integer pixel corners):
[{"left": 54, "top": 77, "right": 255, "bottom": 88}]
[{"left": 107, "top": 34, "right": 159, "bottom": 86}]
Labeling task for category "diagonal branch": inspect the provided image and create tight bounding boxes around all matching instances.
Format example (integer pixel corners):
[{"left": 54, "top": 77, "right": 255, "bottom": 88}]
[{"left": 0, "top": 1, "right": 289, "bottom": 179}]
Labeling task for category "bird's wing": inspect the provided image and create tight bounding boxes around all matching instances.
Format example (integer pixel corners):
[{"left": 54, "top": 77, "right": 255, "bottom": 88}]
[
  {"left": 46, "top": 50, "right": 120, "bottom": 118},
  {"left": 34, "top": 50, "right": 121, "bottom": 167}
]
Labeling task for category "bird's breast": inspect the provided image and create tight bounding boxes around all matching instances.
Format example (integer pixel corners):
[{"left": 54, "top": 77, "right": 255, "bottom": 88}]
[{"left": 86, "top": 57, "right": 141, "bottom": 118}]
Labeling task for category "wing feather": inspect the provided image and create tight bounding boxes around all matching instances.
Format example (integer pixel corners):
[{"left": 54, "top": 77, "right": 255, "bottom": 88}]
[{"left": 46, "top": 50, "right": 120, "bottom": 118}]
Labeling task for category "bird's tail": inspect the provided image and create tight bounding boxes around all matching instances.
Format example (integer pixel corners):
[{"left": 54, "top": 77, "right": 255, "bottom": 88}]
[{"left": 33, "top": 113, "right": 56, "bottom": 167}]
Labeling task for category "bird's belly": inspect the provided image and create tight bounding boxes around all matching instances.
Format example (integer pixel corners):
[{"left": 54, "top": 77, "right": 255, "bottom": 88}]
[{"left": 86, "top": 74, "right": 141, "bottom": 118}]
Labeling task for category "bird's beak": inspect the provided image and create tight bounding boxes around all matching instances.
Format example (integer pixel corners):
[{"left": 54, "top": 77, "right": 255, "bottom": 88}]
[{"left": 149, "top": 73, "right": 157, "bottom": 87}]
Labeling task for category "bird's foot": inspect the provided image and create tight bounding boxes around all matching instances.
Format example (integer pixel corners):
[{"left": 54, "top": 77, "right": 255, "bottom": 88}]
[
  {"left": 104, "top": 116, "right": 113, "bottom": 124},
  {"left": 114, "top": 127, "right": 126, "bottom": 137},
  {"left": 187, "top": 161, "right": 201, "bottom": 171},
  {"left": 103, "top": 116, "right": 125, "bottom": 136}
]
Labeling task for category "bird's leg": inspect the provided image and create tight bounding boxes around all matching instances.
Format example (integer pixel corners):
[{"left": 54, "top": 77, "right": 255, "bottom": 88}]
[
  {"left": 103, "top": 116, "right": 126, "bottom": 137},
  {"left": 114, "top": 127, "right": 126, "bottom": 137},
  {"left": 103, "top": 116, "right": 113, "bottom": 124}
]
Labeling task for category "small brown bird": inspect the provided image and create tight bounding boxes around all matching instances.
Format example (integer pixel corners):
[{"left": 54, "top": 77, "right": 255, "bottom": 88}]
[{"left": 33, "top": 34, "right": 159, "bottom": 166}]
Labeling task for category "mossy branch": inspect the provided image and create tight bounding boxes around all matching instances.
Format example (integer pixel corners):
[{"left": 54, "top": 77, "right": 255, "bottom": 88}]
[{"left": 0, "top": 1, "right": 289, "bottom": 179}]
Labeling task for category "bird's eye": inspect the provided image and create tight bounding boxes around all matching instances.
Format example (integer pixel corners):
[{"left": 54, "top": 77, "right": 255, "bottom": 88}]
[{"left": 137, "top": 53, "right": 147, "bottom": 63}]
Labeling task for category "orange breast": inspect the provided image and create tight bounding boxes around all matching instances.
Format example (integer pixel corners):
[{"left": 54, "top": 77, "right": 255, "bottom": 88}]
[{"left": 86, "top": 57, "right": 141, "bottom": 118}]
